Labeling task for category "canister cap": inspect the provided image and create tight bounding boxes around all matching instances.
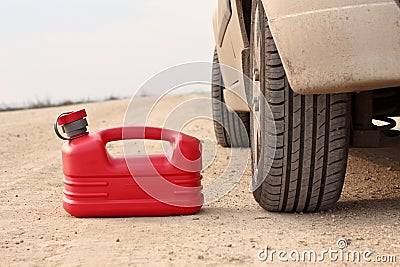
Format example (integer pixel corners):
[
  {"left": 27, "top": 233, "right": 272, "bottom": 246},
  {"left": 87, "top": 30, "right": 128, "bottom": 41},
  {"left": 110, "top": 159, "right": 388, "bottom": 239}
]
[
  {"left": 54, "top": 109, "right": 88, "bottom": 140},
  {"left": 57, "top": 109, "right": 87, "bottom": 126}
]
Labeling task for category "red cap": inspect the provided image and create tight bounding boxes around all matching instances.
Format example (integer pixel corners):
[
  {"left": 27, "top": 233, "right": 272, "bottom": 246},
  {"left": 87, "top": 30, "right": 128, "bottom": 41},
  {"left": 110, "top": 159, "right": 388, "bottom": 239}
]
[{"left": 57, "top": 109, "right": 87, "bottom": 126}]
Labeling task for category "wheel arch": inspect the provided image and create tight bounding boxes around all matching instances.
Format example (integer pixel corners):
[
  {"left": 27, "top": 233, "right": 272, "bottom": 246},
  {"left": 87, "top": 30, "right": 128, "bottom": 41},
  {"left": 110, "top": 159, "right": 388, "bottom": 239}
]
[
  {"left": 259, "top": 0, "right": 400, "bottom": 94},
  {"left": 237, "top": 0, "right": 252, "bottom": 48}
]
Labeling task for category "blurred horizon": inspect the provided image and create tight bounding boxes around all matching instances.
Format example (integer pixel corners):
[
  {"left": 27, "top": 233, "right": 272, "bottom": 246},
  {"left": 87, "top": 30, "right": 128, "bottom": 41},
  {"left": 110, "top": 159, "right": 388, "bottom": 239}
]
[{"left": 0, "top": 0, "right": 216, "bottom": 108}]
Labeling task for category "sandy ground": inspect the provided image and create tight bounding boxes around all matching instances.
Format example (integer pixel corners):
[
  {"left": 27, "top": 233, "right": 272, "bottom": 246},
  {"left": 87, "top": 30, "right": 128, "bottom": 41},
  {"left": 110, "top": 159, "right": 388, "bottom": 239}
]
[{"left": 0, "top": 94, "right": 399, "bottom": 266}]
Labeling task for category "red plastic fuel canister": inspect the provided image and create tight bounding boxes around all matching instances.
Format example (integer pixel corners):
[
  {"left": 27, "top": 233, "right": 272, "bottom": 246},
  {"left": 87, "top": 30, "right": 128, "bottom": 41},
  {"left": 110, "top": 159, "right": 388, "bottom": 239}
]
[{"left": 55, "top": 109, "right": 203, "bottom": 217}]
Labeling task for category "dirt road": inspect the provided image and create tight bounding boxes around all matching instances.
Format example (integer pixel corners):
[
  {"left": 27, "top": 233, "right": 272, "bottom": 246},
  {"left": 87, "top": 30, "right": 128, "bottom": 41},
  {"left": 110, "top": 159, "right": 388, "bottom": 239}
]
[{"left": 1, "top": 94, "right": 399, "bottom": 266}]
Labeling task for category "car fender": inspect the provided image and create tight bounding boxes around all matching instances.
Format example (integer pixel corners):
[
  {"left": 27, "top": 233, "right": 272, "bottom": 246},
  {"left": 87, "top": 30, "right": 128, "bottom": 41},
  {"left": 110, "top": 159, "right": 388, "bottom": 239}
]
[
  {"left": 213, "top": 0, "right": 250, "bottom": 112},
  {"left": 261, "top": 0, "right": 400, "bottom": 94}
]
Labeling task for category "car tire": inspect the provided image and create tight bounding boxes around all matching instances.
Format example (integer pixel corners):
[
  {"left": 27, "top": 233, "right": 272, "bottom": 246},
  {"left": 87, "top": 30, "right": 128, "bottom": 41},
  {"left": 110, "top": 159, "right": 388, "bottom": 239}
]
[
  {"left": 212, "top": 48, "right": 250, "bottom": 148},
  {"left": 250, "top": 0, "right": 351, "bottom": 212}
]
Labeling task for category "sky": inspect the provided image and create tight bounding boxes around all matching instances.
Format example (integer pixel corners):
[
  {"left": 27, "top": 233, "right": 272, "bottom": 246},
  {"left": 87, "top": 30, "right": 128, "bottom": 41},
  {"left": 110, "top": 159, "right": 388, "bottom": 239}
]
[{"left": 0, "top": 0, "right": 216, "bottom": 107}]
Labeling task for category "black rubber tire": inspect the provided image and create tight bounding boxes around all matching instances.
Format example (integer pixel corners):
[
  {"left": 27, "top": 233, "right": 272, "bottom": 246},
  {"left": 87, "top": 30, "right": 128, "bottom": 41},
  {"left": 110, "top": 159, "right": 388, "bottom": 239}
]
[
  {"left": 212, "top": 49, "right": 250, "bottom": 148},
  {"left": 251, "top": 0, "right": 351, "bottom": 212}
]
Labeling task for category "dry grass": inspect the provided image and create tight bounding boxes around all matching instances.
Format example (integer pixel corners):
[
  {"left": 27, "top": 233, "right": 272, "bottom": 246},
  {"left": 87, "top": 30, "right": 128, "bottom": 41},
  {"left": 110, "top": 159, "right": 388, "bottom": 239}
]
[{"left": 0, "top": 95, "right": 126, "bottom": 112}]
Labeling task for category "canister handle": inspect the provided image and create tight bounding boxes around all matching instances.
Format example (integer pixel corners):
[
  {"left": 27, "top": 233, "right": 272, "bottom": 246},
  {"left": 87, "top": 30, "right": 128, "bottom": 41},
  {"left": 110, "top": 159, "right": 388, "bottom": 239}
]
[
  {"left": 100, "top": 126, "right": 176, "bottom": 144},
  {"left": 99, "top": 126, "right": 202, "bottom": 171}
]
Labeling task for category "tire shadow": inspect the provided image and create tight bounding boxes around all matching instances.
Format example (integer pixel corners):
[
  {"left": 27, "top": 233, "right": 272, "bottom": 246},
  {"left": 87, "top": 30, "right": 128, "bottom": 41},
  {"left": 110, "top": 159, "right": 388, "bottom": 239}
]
[
  {"left": 342, "top": 146, "right": 400, "bottom": 213},
  {"left": 350, "top": 146, "right": 400, "bottom": 171},
  {"left": 336, "top": 198, "right": 400, "bottom": 215}
]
